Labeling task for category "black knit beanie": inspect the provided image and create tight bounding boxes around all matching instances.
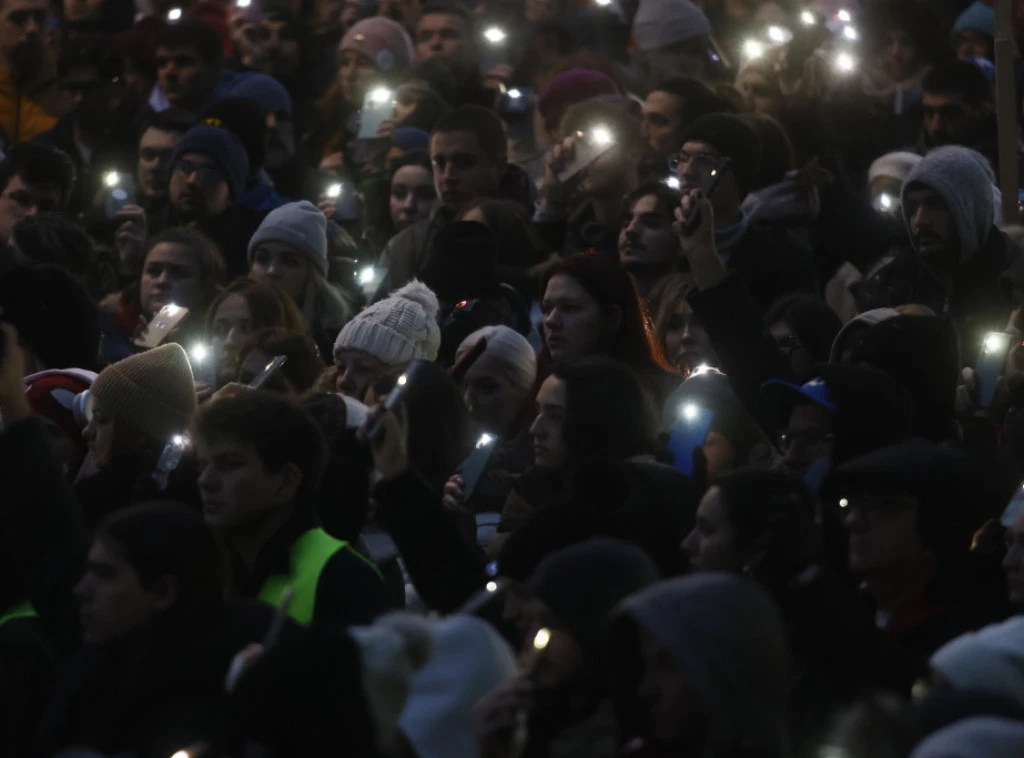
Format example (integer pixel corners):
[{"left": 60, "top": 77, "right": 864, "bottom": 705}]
[{"left": 680, "top": 113, "right": 762, "bottom": 199}]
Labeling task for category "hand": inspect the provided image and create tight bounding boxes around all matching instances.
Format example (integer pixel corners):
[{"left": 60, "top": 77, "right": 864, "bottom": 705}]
[
  {"left": 195, "top": 381, "right": 216, "bottom": 404},
  {"left": 376, "top": 118, "right": 396, "bottom": 141},
  {"left": 476, "top": 676, "right": 533, "bottom": 758},
  {"left": 114, "top": 204, "right": 148, "bottom": 270},
  {"left": 0, "top": 323, "right": 29, "bottom": 423},
  {"left": 673, "top": 190, "right": 725, "bottom": 290},
  {"left": 484, "top": 64, "right": 514, "bottom": 90},
  {"left": 443, "top": 473, "right": 465, "bottom": 510},
  {"left": 540, "top": 134, "right": 583, "bottom": 210},
  {"left": 319, "top": 152, "right": 345, "bottom": 172},
  {"left": 211, "top": 382, "right": 251, "bottom": 403},
  {"left": 360, "top": 402, "right": 409, "bottom": 480},
  {"left": 318, "top": 199, "right": 338, "bottom": 220}
]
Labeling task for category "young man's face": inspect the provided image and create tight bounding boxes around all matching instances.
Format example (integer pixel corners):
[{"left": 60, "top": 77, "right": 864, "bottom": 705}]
[
  {"left": 156, "top": 44, "right": 218, "bottom": 111},
  {"left": 921, "top": 90, "right": 981, "bottom": 150},
  {"left": 674, "top": 140, "right": 741, "bottom": 219},
  {"left": 905, "top": 185, "right": 959, "bottom": 266},
  {"left": 641, "top": 91, "right": 685, "bottom": 162},
  {"left": 137, "top": 126, "right": 182, "bottom": 200},
  {"left": 0, "top": 0, "right": 46, "bottom": 76},
  {"left": 430, "top": 130, "right": 503, "bottom": 211},
  {"left": 619, "top": 193, "right": 680, "bottom": 271},
  {"left": 0, "top": 174, "right": 61, "bottom": 242},
  {"left": 956, "top": 29, "right": 993, "bottom": 62},
  {"left": 196, "top": 434, "right": 301, "bottom": 531},
  {"left": 841, "top": 489, "right": 928, "bottom": 578},
  {"left": 415, "top": 12, "right": 474, "bottom": 75},
  {"left": 169, "top": 152, "right": 232, "bottom": 219},
  {"left": 779, "top": 401, "right": 834, "bottom": 477},
  {"left": 251, "top": 18, "right": 300, "bottom": 78}
]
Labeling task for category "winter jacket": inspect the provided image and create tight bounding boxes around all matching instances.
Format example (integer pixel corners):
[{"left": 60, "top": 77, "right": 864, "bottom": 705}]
[
  {"left": 0, "top": 58, "right": 66, "bottom": 143},
  {"left": 719, "top": 219, "right": 818, "bottom": 314}
]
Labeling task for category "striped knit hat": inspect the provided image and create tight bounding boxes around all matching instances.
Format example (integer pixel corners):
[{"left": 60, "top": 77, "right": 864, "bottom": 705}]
[{"left": 91, "top": 343, "right": 197, "bottom": 442}]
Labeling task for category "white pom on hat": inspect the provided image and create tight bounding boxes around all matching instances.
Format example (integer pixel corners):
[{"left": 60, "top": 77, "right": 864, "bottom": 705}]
[
  {"left": 333, "top": 279, "right": 442, "bottom": 366},
  {"left": 391, "top": 279, "right": 440, "bottom": 316}
]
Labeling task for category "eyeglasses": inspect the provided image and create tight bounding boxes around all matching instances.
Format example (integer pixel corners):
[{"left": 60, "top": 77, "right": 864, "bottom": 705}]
[
  {"left": 669, "top": 150, "right": 723, "bottom": 174},
  {"left": 172, "top": 159, "right": 223, "bottom": 184},
  {"left": 778, "top": 429, "right": 834, "bottom": 451},
  {"left": 3, "top": 188, "right": 57, "bottom": 212},
  {"left": 7, "top": 8, "right": 47, "bottom": 26}
]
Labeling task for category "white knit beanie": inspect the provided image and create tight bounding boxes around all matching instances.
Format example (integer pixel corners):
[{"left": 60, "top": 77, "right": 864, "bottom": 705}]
[
  {"left": 868, "top": 151, "right": 922, "bottom": 184},
  {"left": 930, "top": 616, "right": 1024, "bottom": 707},
  {"left": 333, "top": 280, "right": 441, "bottom": 365},
  {"left": 247, "top": 201, "right": 329, "bottom": 277},
  {"left": 455, "top": 325, "right": 537, "bottom": 395},
  {"left": 632, "top": 0, "right": 711, "bottom": 52}
]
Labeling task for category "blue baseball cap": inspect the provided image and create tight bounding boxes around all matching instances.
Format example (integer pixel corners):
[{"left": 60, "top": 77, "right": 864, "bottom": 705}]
[{"left": 761, "top": 376, "right": 838, "bottom": 412}]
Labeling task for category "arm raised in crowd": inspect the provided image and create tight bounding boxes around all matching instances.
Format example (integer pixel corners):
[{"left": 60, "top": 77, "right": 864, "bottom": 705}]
[{"left": 362, "top": 403, "right": 489, "bottom": 614}]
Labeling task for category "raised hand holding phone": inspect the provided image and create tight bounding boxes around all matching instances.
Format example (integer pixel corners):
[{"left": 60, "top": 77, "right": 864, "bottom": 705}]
[
  {"left": 360, "top": 401, "right": 410, "bottom": 480},
  {"left": 673, "top": 191, "right": 726, "bottom": 291}
]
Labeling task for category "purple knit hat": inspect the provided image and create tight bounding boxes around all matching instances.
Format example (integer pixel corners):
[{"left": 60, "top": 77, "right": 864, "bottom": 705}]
[
  {"left": 340, "top": 17, "right": 414, "bottom": 73},
  {"left": 537, "top": 68, "right": 619, "bottom": 132}
]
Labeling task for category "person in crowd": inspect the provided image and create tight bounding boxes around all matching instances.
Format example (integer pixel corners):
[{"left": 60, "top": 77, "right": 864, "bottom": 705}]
[
  {"left": 235, "top": 327, "right": 324, "bottom": 398},
  {"left": 639, "top": 77, "right": 726, "bottom": 183},
  {"left": 613, "top": 573, "right": 790, "bottom": 758},
  {"left": 928, "top": 616, "right": 1024, "bottom": 708},
  {"left": 458, "top": 196, "right": 544, "bottom": 272},
  {"left": 630, "top": 0, "right": 717, "bottom": 90},
  {"left": 868, "top": 150, "right": 922, "bottom": 222},
  {"left": 534, "top": 66, "right": 620, "bottom": 148},
  {"left": 363, "top": 150, "right": 436, "bottom": 251},
  {"left": 11, "top": 211, "right": 108, "bottom": 292},
  {"left": 649, "top": 275, "right": 716, "bottom": 376},
  {"left": 764, "top": 293, "right": 843, "bottom": 385},
  {"left": 333, "top": 279, "right": 440, "bottom": 401},
  {"left": 672, "top": 112, "right": 817, "bottom": 312},
  {"left": 0, "top": 0, "right": 65, "bottom": 142},
  {"left": 413, "top": 2, "right": 492, "bottom": 108},
  {"left": 113, "top": 14, "right": 166, "bottom": 104},
  {"left": 619, "top": 181, "right": 685, "bottom": 302},
  {"left": 917, "top": 61, "right": 995, "bottom": 160},
  {"left": 0, "top": 142, "right": 75, "bottom": 247},
  {"left": 376, "top": 105, "right": 511, "bottom": 293},
  {"left": 150, "top": 19, "right": 237, "bottom": 114},
  {"left": 953, "top": 1, "right": 995, "bottom": 62},
  {"left": 101, "top": 227, "right": 225, "bottom": 363},
  {"left": 195, "top": 390, "right": 391, "bottom": 627},
  {"left": 247, "top": 200, "right": 352, "bottom": 357}
]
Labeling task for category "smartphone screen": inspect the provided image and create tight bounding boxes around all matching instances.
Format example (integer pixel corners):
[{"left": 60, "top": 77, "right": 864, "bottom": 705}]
[
  {"left": 135, "top": 304, "right": 189, "bottom": 348},
  {"left": 459, "top": 433, "right": 501, "bottom": 501},
  {"left": 248, "top": 355, "right": 288, "bottom": 390},
  {"left": 104, "top": 174, "right": 136, "bottom": 219},
  {"left": 666, "top": 404, "right": 715, "bottom": 477},
  {"left": 977, "top": 331, "right": 1013, "bottom": 408},
  {"left": 557, "top": 127, "right": 616, "bottom": 184},
  {"left": 358, "top": 88, "right": 394, "bottom": 139}
]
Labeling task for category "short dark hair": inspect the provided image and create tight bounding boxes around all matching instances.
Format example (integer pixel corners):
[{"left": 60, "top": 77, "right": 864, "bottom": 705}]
[
  {"left": 419, "top": 1, "right": 473, "bottom": 25},
  {"left": 432, "top": 105, "right": 507, "bottom": 163},
  {"left": 650, "top": 77, "right": 727, "bottom": 122},
  {"left": 923, "top": 60, "right": 992, "bottom": 107},
  {"left": 237, "top": 327, "right": 325, "bottom": 393},
  {"left": 196, "top": 392, "right": 327, "bottom": 507},
  {"left": 155, "top": 19, "right": 225, "bottom": 66},
  {"left": 0, "top": 143, "right": 76, "bottom": 205},
  {"left": 140, "top": 107, "right": 197, "bottom": 137},
  {"left": 625, "top": 181, "right": 682, "bottom": 219}
]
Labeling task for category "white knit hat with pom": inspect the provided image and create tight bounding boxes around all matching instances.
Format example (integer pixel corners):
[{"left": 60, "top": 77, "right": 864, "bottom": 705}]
[{"left": 333, "top": 280, "right": 441, "bottom": 365}]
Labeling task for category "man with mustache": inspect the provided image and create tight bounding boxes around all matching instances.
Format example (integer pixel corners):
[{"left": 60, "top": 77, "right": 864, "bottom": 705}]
[
  {"left": 618, "top": 182, "right": 684, "bottom": 303},
  {"left": 0, "top": 0, "right": 66, "bottom": 142}
]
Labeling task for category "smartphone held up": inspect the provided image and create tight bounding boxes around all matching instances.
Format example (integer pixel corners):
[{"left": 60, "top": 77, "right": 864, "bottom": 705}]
[{"left": 557, "top": 125, "right": 616, "bottom": 184}]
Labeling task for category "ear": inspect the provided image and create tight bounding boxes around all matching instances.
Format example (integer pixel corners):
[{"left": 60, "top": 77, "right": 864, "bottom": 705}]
[
  {"left": 604, "top": 304, "right": 623, "bottom": 335},
  {"left": 274, "top": 461, "right": 303, "bottom": 505},
  {"left": 148, "top": 575, "right": 180, "bottom": 612}
]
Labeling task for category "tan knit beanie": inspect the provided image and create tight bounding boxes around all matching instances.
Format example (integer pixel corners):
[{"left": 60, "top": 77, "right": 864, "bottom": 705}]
[
  {"left": 91, "top": 343, "right": 197, "bottom": 442},
  {"left": 333, "top": 280, "right": 441, "bottom": 365}
]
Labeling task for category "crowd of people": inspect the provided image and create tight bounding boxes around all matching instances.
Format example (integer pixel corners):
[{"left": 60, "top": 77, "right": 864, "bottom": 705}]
[{"left": 5, "top": 0, "right": 1024, "bottom": 755}]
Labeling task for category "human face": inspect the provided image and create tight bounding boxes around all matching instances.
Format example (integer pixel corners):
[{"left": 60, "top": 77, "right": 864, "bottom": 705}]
[
  {"left": 768, "top": 321, "right": 813, "bottom": 384},
  {"left": 681, "top": 486, "right": 741, "bottom": 573},
  {"left": 238, "top": 349, "right": 298, "bottom": 397},
  {"left": 137, "top": 127, "right": 180, "bottom": 199},
  {"left": 641, "top": 91, "right": 685, "bottom": 161},
  {"left": 956, "top": 29, "right": 992, "bottom": 62},
  {"left": 82, "top": 399, "right": 115, "bottom": 467},
  {"left": 312, "top": 0, "right": 344, "bottom": 33},
  {"left": 779, "top": 402, "right": 834, "bottom": 477},
  {"left": 210, "top": 293, "right": 254, "bottom": 383},
  {"left": 335, "top": 348, "right": 395, "bottom": 400},
  {"left": 529, "top": 375, "right": 569, "bottom": 470},
  {"left": 231, "top": 8, "right": 259, "bottom": 60},
  {"left": 390, "top": 164, "right": 436, "bottom": 229},
  {"left": 636, "top": 625, "right": 704, "bottom": 748},
  {"left": 170, "top": 152, "right": 232, "bottom": 219},
  {"left": 841, "top": 489, "right": 927, "bottom": 577},
  {"left": 662, "top": 300, "right": 713, "bottom": 373},
  {"left": 883, "top": 30, "right": 920, "bottom": 82},
  {"left": 392, "top": 83, "right": 427, "bottom": 123},
  {"left": 156, "top": 45, "right": 217, "bottom": 112},
  {"left": 542, "top": 274, "right": 604, "bottom": 363},
  {"left": 140, "top": 242, "right": 204, "bottom": 317},
  {"left": 250, "top": 242, "right": 310, "bottom": 302},
  {"left": 736, "top": 71, "right": 782, "bottom": 115},
  {"left": 463, "top": 353, "right": 527, "bottom": 435},
  {"left": 378, "top": 0, "right": 419, "bottom": 23},
  {"left": 336, "top": 49, "right": 376, "bottom": 105},
  {"left": 921, "top": 91, "right": 977, "bottom": 149},
  {"left": 0, "top": 0, "right": 46, "bottom": 76},
  {"left": 620, "top": 194, "right": 679, "bottom": 270},
  {"left": 415, "top": 12, "right": 473, "bottom": 73},
  {"left": 196, "top": 435, "right": 300, "bottom": 530},
  {"left": 74, "top": 538, "right": 174, "bottom": 645},
  {"left": 0, "top": 175, "right": 61, "bottom": 242},
  {"left": 505, "top": 592, "right": 583, "bottom": 689},
  {"left": 62, "top": 0, "right": 102, "bottom": 22},
  {"left": 701, "top": 430, "right": 737, "bottom": 481},
  {"left": 905, "top": 186, "right": 958, "bottom": 266},
  {"left": 250, "top": 19, "right": 300, "bottom": 78},
  {"left": 673, "top": 140, "right": 739, "bottom": 215},
  {"left": 1003, "top": 511, "right": 1024, "bottom": 605},
  {"left": 431, "top": 130, "right": 502, "bottom": 210}
]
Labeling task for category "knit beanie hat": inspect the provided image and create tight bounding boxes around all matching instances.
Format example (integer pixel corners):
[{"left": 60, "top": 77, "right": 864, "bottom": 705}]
[
  {"left": 537, "top": 68, "right": 619, "bottom": 133},
  {"left": 912, "top": 716, "right": 1024, "bottom": 758},
  {"left": 632, "top": 0, "right": 711, "bottom": 52},
  {"left": 203, "top": 97, "right": 267, "bottom": 175},
  {"left": 333, "top": 280, "right": 441, "bottom": 365},
  {"left": 171, "top": 124, "right": 250, "bottom": 201},
  {"left": 341, "top": 17, "right": 414, "bottom": 73},
  {"left": 223, "top": 72, "right": 294, "bottom": 117},
  {"left": 392, "top": 126, "right": 430, "bottom": 152},
  {"left": 901, "top": 145, "right": 995, "bottom": 264},
  {"left": 248, "top": 201, "right": 329, "bottom": 277},
  {"left": 931, "top": 617, "right": 1024, "bottom": 707},
  {"left": 869, "top": 151, "right": 923, "bottom": 184},
  {"left": 954, "top": 1, "right": 995, "bottom": 39},
  {"left": 680, "top": 114, "right": 762, "bottom": 199},
  {"left": 90, "top": 343, "right": 197, "bottom": 442},
  {"left": 455, "top": 325, "right": 537, "bottom": 395}
]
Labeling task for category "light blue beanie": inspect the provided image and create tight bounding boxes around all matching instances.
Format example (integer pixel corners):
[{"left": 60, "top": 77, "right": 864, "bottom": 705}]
[
  {"left": 247, "top": 201, "right": 328, "bottom": 276},
  {"left": 954, "top": 1, "right": 995, "bottom": 40}
]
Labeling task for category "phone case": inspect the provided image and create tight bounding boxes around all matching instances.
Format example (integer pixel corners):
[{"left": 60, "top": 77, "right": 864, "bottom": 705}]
[
  {"left": 666, "top": 407, "right": 715, "bottom": 477},
  {"left": 977, "top": 332, "right": 1013, "bottom": 408},
  {"left": 557, "top": 134, "right": 615, "bottom": 184},
  {"left": 459, "top": 435, "right": 500, "bottom": 501},
  {"left": 135, "top": 304, "right": 190, "bottom": 348},
  {"left": 358, "top": 95, "right": 394, "bottom": 139},
  {"left": 105, "top": 176, "right": 136, "bottom": 219},
  {"left": 248, "top": 355, "right": 288, "bottom": 390}
]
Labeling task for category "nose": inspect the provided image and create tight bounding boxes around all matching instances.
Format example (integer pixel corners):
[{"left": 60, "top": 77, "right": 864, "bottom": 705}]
[
  {"left": 528, "top": 413, "right": 544, "bottom": 439},
  {"left": 681, "top": 527, "right": 698, "bottom": 558},
  {"left": 73, "top": 573, "right": 91, "bottom": 602},
  {"left": 400, "top": 193, "right": 417, "bottom": 210},
  {"left": 197, "top": 464, "right": 217, "bottom": 492},
  {"left": 544, "top": 308, "right": 560, "bottom": 329},
  {"left": 225, "top": 327, "right": 244, "bottom": 350},
  {"left": 337, "top": 367, "right": 357, "bottom": 395},
  {"left": 24, "top": 17, "right": 40, "bottom": 34}
]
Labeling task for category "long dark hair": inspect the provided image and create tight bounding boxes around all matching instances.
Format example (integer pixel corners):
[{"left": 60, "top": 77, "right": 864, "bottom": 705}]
[
  {"left": 541, "top": 253, "right": 668, "bottom": 372},
  {"left": 399, "top": 359, "right": 471, "bottom": 489}
]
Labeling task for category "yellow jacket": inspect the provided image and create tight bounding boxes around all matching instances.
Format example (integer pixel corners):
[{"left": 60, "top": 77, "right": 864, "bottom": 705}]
[{"left": 0, "top": 58, "right": 67, "bottom": 143}]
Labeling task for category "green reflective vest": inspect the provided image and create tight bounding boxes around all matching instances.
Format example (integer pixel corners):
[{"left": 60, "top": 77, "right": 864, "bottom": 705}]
[
  {"left": 0, "top": 601, "right": 35, "bottom": 628},
  {"left": 258, "top": 528, "right": 379, "bottom": 626}
]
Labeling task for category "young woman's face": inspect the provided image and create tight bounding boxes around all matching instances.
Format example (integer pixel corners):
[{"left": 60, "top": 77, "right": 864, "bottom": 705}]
[
  {"left": 74, "top": 538, "right": 174, "bottom": 645},
  {"left": 529, "top": 375, "right": 570, "bottom": 470},
  {"left": 337, "top": 48, "right": 376, "bottom": 104},
  {"left": 542, "top": 274, "right": 605, "bottom": 363},
  {"left": 389, "top": 165, "right": 437, "bottom": 229},
  {"left": 681, "top": 486, "right": 742, "bottom": 574},
  {"left": 462, "top": 353, "right": 528, "bottom": 436},
  {"left": 662, "top": 300, "right": 714, "bottom": 374},
  {"left": 82, "top": 399, "right": 116, "bottom": 469},
  {"left": 250, "top": 242, "right": 310, "bottom": 302},
  {"left": 139, "top": 242, "right": 205, "bottom": 318},
  {"left": 210, "top": 293, "right": 254, "bottom": 383},
  {"left": 335, "top": 348, "right": 395, "bottom": 402}
]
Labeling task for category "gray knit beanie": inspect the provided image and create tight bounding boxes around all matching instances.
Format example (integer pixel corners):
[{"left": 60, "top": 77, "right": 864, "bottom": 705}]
[
  {"left": 248, "top": 201, "right": 329, "bottom": 276},
  {"left": 334, "top": 280, "right": 441, "bottom": 365},
  {"left": 91, "top": 343, "right": 197, "bottom": 442},
  {"left": 632, "top": 0, "right": 711, "bottom": 52},
  {"left": 901, "top": 145, "right": 995, "bottom": 265}
]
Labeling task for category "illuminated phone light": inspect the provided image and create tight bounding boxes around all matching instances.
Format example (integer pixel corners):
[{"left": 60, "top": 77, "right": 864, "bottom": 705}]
[
  {"left": 167, "top": 7, "right": 182, "bottom": 20},
  {"left": 833, "top": 52, "right": 857, "bottom": 74},
  {"left": 190, "top": 343, "right": 209, "bottom": 363},
  {"left": 368, "top": 86, "right": 393, "bottom": 104},
  {"left": 665, "top": 176, "right": 681, "bottom": 190},
  {"left": 326, "top": 183, "right": 342, "bottom": 199},
  {"left": 165, "top": 303, "right": 181, "bottom": 316},
  {"left": 358, "top": 266, "right": 376, "bottom": 284},
  {"left": 171, "top": 752, "right": 190, "bottom": 758},
  {"left": 483, "top": 26, "right": 506, "bottom": 44},
  {"left": 984, "top": 333, "right": 1009, "bottom": 354},
  {"left": 507, "top": 88, "right": 523, "bottom": 100},
  {"left": 742, "top": 39, "right": 764, "bottom": 60},
  {"left": 477, "top": 433, "right": 495, "bottom": 448},
  {"left": 590, "top": 125, "right": 613, "bottom": 146},
  {"left": 172, "top": 434, "right": 187, "bottom": 448},
  {"left": 237, "top": 0, "right": 251, "bottom": 6},
  {"left": 800, "top": 10, "right": 815, "bottom": 25},
  {"left": 486, "top": 581, "right": 498, "bottom": 592},
  {"left": 839, "top": 497, "right": 849, "bottom": 509},
  {"left": 533, "top": 627, "right": 551, "bottom": 650},
  {"left": 842, "top": 25, "right": 858, "bottom": 41},
  {"left": 878, "top": 193, "right": 893, "bottom": 211},
  {"left": 692, "top": 363, "right": 713, "bottom": 376},
  {"left": 595, "top": 0, "right": 613, "bottom": 6},
  {"left": 837, "top": 8, "right": 851, "bottom": 22},
  {"left": 103, "top": 171, "right": 120, "bottom": 188},
  {"left": 766, "top": 25, "right": 792, "bottom": 44},
  {"left": 681, "top": 403, "right": 699, "bottom": 421},
  {"left": 396, "top": 374, "right": 408, "bottom": 387}
]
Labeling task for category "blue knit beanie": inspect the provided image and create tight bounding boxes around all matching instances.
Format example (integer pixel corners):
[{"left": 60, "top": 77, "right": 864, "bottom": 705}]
[
  {"left": 223, "top": 72, "right": 294, "bottom": 117},
  {"left": 247, "top": 201, "right": 329, "bottom": 276},
  {"left": 392, "top": 127, "right": 430, "bottom": 153},
  {"left": 171, "top": 125, "right": 250, "bottom": 201},
  {"left": 954, "top": 1, "right": 995, "bottom": 40}
]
